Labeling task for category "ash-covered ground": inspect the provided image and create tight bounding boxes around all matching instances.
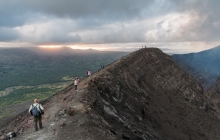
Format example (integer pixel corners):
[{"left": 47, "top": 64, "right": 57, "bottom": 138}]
[{"left": 1, "top": 48, "right": 220, "bottom": 140}]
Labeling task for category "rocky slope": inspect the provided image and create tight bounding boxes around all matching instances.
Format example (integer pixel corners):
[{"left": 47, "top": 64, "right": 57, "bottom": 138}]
[
  {"left": 1, "top": 48, "right": 220, "bottom": 140},
  {"left": 172, "top": 45, "right": 220, "bottom": 119},
  {"left": 204, "top": 78, "right": 220, "bottom": 118}
]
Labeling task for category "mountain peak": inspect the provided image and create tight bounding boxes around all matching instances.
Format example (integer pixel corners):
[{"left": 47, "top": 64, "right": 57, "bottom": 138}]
[{"left": 1, "top": 48, "right": 220, "bottom": 140}]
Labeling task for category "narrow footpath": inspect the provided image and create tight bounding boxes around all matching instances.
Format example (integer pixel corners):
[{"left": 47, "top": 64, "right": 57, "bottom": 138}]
[{"left": 1, "top": 75, "right": 93, "bottom": 140}]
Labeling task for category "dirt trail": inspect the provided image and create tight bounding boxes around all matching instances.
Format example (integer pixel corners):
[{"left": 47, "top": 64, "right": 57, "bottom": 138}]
[
  {"left": 0, "top": 74, "right": 96, "bottom": 140},
  {"left": 3, "top": 48, "right": 220, "bottom": 140}
]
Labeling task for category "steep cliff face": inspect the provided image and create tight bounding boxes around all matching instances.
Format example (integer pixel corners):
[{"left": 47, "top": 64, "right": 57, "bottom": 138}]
[
  {"left": 205, "top": 78, "right": 220, "bottom": 118},
  {"left": 85, "top": 48, "right": 220, "bottom": 140},
  {"left": 1, "top": 48, "right": 220, "bottom": 140}
]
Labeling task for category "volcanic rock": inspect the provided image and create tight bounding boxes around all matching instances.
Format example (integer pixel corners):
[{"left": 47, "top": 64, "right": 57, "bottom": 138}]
[{"left": 1, "top": 48, "right": 220, "bottom": 140}]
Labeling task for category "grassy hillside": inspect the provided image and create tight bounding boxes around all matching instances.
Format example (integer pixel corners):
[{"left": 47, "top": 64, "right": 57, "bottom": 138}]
[
  {"left": 0, "top": 47, "right": 128, "bottom": 90},
  {"left": 0, "top": 47, "right": 128, "bottom": 118},
  {"left": 0, "top": 82, "right": 72, "bottom": 118}
]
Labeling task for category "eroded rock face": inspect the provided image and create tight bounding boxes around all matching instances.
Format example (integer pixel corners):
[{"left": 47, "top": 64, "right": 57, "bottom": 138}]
[
  {"left": 85, "top": 48, "right": 220, "bottom": 140},
  {"left": 205, "top": 78, "right": 220, "bottom": 118},
  {"left": 2, "top": 48, "right": 220, "bottom": 140}
]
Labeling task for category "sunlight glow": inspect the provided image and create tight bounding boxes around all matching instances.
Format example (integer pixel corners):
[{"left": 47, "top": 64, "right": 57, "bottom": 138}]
[
  {"left": 70, "top": 45, "right": 110, "bottom": 51},
  {"left": 38, "top": 44, "right": 111, "bottom": 51},
  {"left": 39, "top": 45, "right": 63, "bottom": 48},
  {"left": 70, "top": 45, "right": 87, "bottom": 50}
]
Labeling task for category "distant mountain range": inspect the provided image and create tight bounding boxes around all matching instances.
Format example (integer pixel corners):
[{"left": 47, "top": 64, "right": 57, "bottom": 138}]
[
  {"left": 172, "top": 45, "right": 220, "bottom": 87},
  {"left": 0, "top": 47, "right": 128, "bottom": 90},
  {"left": 0, "top": 47, "right": 129, "bottom": 122},
  {"left": 2, "top": 48, "right": 220, "bottom": 139}
]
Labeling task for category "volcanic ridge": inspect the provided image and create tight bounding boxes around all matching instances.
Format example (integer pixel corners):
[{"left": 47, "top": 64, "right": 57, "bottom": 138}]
[{"left": 1, "top": 48, "right": 220, "bottom": 140}]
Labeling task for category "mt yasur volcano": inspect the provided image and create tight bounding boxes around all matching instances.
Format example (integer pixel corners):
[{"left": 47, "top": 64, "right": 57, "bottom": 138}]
[{"left": 1, "top": 48, "right": 220, "bottom": 140}]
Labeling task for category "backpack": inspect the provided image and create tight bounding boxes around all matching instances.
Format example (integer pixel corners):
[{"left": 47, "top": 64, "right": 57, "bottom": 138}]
[{"left": 31, "top": 104, "right": 40, "bottom": 117}]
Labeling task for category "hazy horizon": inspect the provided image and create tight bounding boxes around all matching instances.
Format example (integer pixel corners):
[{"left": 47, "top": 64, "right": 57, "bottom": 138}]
[{"left": 1, "top": 0, "right": 220, "bottom": 54}]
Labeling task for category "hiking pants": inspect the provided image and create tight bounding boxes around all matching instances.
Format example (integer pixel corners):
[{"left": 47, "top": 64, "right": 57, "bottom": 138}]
[{"left": 34, "top": 115, "right": 42, "bottom": 131}]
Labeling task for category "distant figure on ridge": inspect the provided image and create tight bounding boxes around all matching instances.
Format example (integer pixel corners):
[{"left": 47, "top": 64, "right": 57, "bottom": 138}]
[
  {"left": 87, "top": 70, "right": 91, "bottom": 77},
  {"left": 100, "top": 65, "right": 104, "bottom": 70},
  {"left": 29, "top": 99, "right": 44, "bottom": 131},
  {"left": 74, "top": 77, "right": 79, "bottom": 91}
]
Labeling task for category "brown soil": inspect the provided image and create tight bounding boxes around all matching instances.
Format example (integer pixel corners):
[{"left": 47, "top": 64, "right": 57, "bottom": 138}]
[{"left": 1, "top": 48, "right": 220, "bottom": 140}]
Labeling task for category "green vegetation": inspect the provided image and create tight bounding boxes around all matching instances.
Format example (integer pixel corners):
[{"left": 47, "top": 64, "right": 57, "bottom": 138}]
[
  {"left": 0, "top": 47, "right": 128, "bottom": 90},
  {"left": 0, "top": 81, "right": 72, "bottom": 118},
  {"left": 0, "top": 47, "right": 129, "bottom": 118}
]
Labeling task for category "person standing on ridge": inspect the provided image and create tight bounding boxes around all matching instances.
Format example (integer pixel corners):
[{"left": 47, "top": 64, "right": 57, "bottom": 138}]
[
  {"left": 87, "top": 70, "right": 91, "bottom": 77},
  {"left": 74, "top": 77, "right": 79, "bottom": 91},
  {"left": 29, "top": 99, "right": 44, "bottom": 131}
]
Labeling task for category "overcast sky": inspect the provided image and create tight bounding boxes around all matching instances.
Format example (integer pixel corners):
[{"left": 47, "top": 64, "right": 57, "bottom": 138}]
[{"left": 0, "top": 0, "right": 220, "bottom": 53}]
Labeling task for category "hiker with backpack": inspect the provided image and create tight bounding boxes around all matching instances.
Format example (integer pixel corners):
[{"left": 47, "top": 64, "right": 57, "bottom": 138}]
[{"left": 29, "top": 99, "right": 44, "bottom": 131}]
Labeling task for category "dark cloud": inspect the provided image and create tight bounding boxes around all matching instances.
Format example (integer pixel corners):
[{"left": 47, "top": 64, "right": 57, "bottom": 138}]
[
  {"left": 0, "top": 12, "right": 29, "bottom": 27},
  {"left": 0, "top": 0, "right": 155, "bottom": 26},
  {"left": 0, "top": 0, "right": 219, "bottom": 52},
  {"left": 35, "top": 34, "right": 81, "bottom": 45},
  {"left": 25, "top": 0, "right": 153, "bottom": 20},
  {"left": 0, "top": 28, "right": 19, "bottom": 41}
]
